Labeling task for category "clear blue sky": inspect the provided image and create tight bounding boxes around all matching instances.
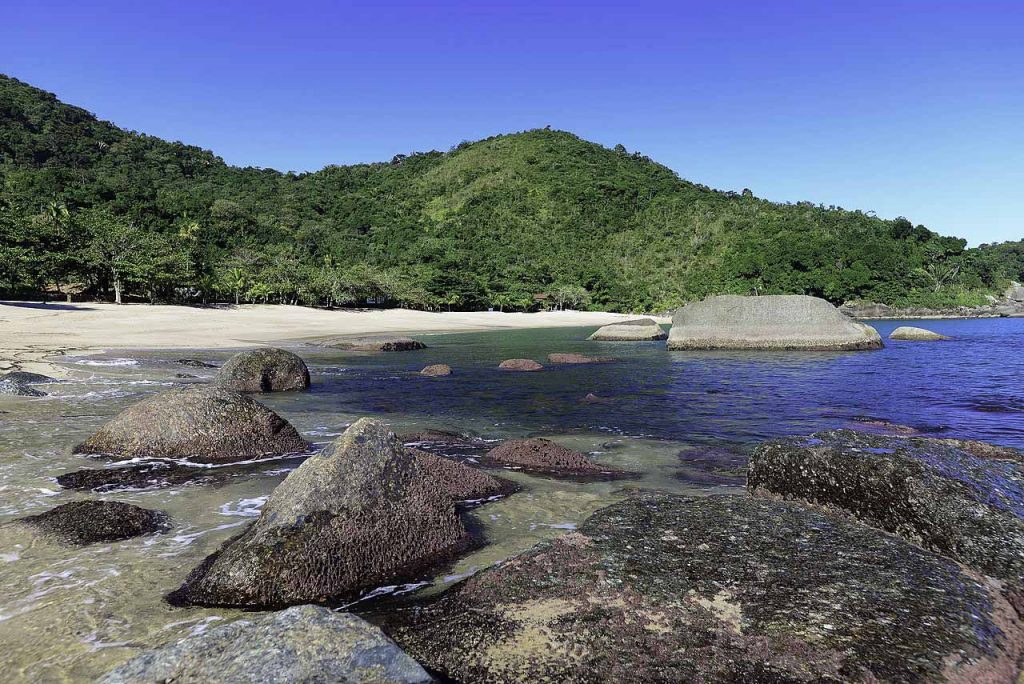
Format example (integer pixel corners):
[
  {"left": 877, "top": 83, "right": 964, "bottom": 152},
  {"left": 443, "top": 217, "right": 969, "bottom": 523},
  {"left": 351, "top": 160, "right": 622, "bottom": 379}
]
[{"left": 2, "top": 0, "right": 1022, "bottom": 245}]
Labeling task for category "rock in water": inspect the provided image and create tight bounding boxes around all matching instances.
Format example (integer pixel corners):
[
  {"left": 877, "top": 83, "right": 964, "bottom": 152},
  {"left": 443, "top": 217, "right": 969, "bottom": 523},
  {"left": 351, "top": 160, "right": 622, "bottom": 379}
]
[
  {"left": 483, "top": 438, "right": 632, "bottom": 480},
  {"left": 326, "top": 335, "right": 427, "bottom": 352},
  {"left": 420, "top": 363, "right": 452, "bottom": 376},
  {"left": 15, "top": 500, "right": 170, "bottom": 545},
  {"left": 217, "top": 347, "right": 310, "bottom": 392},
  {"left": 0, "top": 379, "right": 45, "bottom": 396},
  {"left": 497, "top": 358, "right": 543, "bottom": 371},
  {"left": 176, "top": 358, "right": 218, "bottom": 368},
  {"left": 667, "top": 294, "right": 882, "bottom": 350},
  {"left": 889, "top": 325, "right": 952, "bottom": 341},
  {"left": 409, "top": 449, "right": 517, "bottom": 501},
  {"left": 0, "top": 371, "right": 57, "bottom": 384},
  {"left": 749, "top": 429, "right": 1024, "bottom": 592},
  {"left": 546, "top": 353, "right": 616, "bottom": 364},
  {"left": 98, "top": 605, "right": 432, "bottom": 684},
  {"left": 386, "top": 494, "right": 1024, "bottom": 683},
  {"left": 587, "top": 318, "right": 667, "bottom": 341},
  {"left": 73, "top": 386, "right": 308, "bottom": 463},
  {"left": 167, "top": 418, "right": 471, "bottom": 608}
]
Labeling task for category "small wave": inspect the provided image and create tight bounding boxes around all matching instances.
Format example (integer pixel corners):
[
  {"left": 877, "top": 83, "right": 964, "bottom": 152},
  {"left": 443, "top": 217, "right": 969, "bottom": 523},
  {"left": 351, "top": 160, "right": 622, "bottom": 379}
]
[
  {"left": 218, "top": 496, "right": 269, "bottom": 518},
  {"left": 69, "top": 358, "right": 139, "bottom": 367}
]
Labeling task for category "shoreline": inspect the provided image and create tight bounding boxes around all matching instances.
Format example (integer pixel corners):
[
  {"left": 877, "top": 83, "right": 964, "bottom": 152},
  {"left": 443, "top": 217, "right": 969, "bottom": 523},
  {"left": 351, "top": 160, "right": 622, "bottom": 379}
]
[{"left": 0, "top": 301, "right": 663, "bottom": 378}]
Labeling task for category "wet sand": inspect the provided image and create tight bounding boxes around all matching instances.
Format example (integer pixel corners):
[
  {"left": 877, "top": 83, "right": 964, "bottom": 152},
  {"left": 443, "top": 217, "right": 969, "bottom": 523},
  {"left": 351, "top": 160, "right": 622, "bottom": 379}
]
[{"left": 0, "top": 302, "right": 661, "bottom": 377}]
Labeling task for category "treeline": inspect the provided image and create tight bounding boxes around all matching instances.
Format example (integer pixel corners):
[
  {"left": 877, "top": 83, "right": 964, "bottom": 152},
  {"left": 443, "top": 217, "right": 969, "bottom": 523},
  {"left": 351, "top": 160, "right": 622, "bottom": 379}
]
[{"left": 1, "top": 73, "right": 1019, "bottom": 311}]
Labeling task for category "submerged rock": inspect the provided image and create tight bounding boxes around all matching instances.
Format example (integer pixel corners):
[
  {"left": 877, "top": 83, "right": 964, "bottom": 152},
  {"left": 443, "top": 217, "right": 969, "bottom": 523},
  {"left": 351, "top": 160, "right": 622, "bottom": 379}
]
[
  {"left": 15, "top": 500, "right": 170, "bottom": 546},
  {"left": 420, "top": 363, "right": 452, "bottom": 376},
  {"left": 57, "top": 461, "right": 226, "bottom": 492},
  {"left": 410, "top": 448, "right": 517, "bottom": 501},
  {"left": 98, "top": 605, "right": 431, "bottom": 684},
  {"left": 546, "top": 353, "right": 616, "bottom": 364},
  {"left": 168, "top": 418, "right": 471, "bottom": 608},
  {"left": 177, "top": 358, "right": 218, "bottom": 368},
  {"left": 587, "top": 318, "right": 667, "bottom": 341},
  {"left": 498, "top": 358, "right": 543, "bottom": 371},
  {"left": 889, "top": 325, "right": 952, "bottom": 341},
  {"left": 327, "top": 335, "right": 427, "bottom": 352},
  {"left": 667, "top": 294, "right": 882, "bottom": 350},
  {"left": 217, "top": 347, "right": 310, "bottom": 392},
  {"left": 749, "top": 430, "right": 1024, "bottom": 590},
  {"left": 386, "top": 494, "right": 1024, "bottom": 683},
  {"left": 73, "top": 386, "right": 308, "bottom": 463},
  {"left": 0, "top": 379, "right": 45, "bottom": 396},
  {"left": 397, "top": 429, "right": 493, "bottom": 461},
  {"left": 483, "top": 438, "right": 632, "bottom": 480}
]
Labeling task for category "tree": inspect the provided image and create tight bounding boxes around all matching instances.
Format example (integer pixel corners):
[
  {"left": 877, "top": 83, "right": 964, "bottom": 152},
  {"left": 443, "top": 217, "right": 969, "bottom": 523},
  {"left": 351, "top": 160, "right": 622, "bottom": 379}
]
[{"left": 81, "top": 208, "right": 147, "bottom": 304}]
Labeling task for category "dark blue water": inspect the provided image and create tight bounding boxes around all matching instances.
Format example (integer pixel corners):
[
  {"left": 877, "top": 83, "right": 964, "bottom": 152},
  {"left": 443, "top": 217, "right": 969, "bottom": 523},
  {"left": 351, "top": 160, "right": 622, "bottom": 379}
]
[{"left": 306, "top": 318, "right": 1024, "bottom": 450}]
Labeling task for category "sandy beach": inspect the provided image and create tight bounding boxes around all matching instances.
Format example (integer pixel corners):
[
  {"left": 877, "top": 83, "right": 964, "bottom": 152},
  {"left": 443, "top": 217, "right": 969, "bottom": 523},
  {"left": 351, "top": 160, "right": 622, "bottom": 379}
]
[{"left": 0, "top": 301, "right": 656, "bottom": 376}]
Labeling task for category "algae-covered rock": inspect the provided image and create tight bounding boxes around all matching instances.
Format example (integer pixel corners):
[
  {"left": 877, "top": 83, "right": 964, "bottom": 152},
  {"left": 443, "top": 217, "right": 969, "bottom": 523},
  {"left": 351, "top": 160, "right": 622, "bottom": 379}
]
[
  {"left": 167, "top": 418, "right": 471, "bottom": 608},
  {"left": 497, "top": 358, "right": 543, "bottom": 371},
  {"left": 57, "top": 461, "right": 229, "bottom": 492},
  {"left": 0, "top": 371, "right": 57, "bottom": 384},
  {"left": 98, "top": 605, "right": 431, "bottom": 684},
  {"left": 667, "top": 294, "right": 882, "bottom": 350},
  {"left": 73, "top": 386, "right": 308, "bottom": 463},
  {"left": 217, "top": 347, "right": 310, "bottom": 392},
  {"left": 386, "top": 494, "right": 1024, "bottom": 683},
  {"left": 889, "top": 325, "right": 952, "bottom": 341},
  {"left": 483, "top": 438, "right": 633, "bottom": 480},
  {"left": 326, "top": 336, "right": 427, "bottom": 352},
  {"left": 15, "top": 500, "right": 170, "bottom": 546},
  {"left": 588, "top": 318, "right": 667, "bottom": 341},
  {"left": 749, "top": 429, "right": 1024, "bottom": 590},
  {"left": 546, "top": 353, "right": 616, "bottom": 364},
  {"left": 0, "top": 379, "right": 45, "bottom": 396},
  {"left": 409, "top": 448, "right": 517, "bottom": 501}
]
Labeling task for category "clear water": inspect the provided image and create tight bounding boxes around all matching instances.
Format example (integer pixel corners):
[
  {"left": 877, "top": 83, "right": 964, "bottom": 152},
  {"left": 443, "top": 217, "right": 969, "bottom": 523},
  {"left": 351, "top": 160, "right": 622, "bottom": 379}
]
[{"left": 0, "top": 318, "right": 1021, "bottom": 681}]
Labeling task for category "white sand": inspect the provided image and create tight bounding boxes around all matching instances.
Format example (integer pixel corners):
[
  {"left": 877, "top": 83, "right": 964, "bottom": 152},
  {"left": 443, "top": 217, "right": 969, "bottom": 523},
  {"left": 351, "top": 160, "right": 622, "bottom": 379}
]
[{"left": 0, "top": 302, "right": 662, "bottom": 376}]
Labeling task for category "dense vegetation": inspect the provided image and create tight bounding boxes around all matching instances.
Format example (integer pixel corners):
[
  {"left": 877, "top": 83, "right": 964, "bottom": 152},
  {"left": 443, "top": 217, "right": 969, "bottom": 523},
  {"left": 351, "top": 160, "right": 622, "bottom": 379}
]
[{"left": 1, "top": 74, "right": 1020, "bottom": 312}]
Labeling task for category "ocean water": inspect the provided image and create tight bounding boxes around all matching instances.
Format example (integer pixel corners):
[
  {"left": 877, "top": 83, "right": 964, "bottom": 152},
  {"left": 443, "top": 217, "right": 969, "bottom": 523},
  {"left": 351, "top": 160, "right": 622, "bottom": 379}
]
[{"left": 0, "top": 318, "right": 1021, "bottom": 681}]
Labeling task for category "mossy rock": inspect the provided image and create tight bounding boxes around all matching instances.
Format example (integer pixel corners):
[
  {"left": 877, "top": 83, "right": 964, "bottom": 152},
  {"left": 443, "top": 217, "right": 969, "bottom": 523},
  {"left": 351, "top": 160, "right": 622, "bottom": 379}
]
[
  {"left": 217, "top": 347, "right": 310, "bottom": 392},
  {"left": 386, "top": 494, "right": 1024, "bottom": 683}
]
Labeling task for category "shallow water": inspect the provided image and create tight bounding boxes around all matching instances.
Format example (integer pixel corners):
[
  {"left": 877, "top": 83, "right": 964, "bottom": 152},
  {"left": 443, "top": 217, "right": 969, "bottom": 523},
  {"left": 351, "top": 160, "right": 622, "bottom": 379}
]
[{"left": 0, "top": 318, "right": 1022, "bottom": 681}]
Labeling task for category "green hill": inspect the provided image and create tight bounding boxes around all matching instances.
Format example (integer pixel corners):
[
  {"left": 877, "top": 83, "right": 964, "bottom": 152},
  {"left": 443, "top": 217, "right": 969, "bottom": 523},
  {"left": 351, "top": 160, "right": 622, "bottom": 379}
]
[{"left": 0, "top": 73, "right": 1016, "bottom": 310}]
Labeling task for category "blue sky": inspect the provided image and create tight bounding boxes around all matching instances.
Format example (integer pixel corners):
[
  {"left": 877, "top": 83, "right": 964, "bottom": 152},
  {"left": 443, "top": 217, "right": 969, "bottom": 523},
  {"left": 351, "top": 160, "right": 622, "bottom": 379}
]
[{"left": 2, "top": 0, "right": 1022, "bottom": 245}]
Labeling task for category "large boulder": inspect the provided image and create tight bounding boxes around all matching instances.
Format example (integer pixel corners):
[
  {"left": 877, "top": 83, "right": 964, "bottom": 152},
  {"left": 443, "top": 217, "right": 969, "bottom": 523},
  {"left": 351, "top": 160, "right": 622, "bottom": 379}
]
[
  {"left": 167, "top": 418, "right": 472, "bottom": 608},
  {"left": 889, "top": 325, "right": 951, "bottom": 341},
  {"left": 98, "top": 605, "right": 431, "bottom": 684},
  {"left": 386, "top": 494, "right": 1024, "bottom": 683},
  {"left": 217, "top": 347, "right": 310, "bottom": 392},
  {"left": 749, "top": 430, "right": 1024, "bottom": 593},
  {"left": 667, "top": 295, "right": 882, "bottom": 350},
  {"left": 326, "top": 335, "right": 427, "bottom": 352},
  {"left": 587, "top": 318, "right": 667, "bottom": 341},
  {"left": 73, "top": 386, "right": 309, "bottom": 464},
  {"left": 420, "top": 363, "right": 452, "bottom": 377},
  {"left": 483, "top": 438, "right": 633, "bottom": 480},
  {"left": 14, "top": 500, "right": 170, "bottom": 546}
]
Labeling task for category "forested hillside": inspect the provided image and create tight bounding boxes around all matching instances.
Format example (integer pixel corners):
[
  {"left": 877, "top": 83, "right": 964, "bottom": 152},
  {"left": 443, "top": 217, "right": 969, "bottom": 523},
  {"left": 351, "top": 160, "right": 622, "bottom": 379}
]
[{"left": 1, "top": 73, "right": 1019, "bottom": 311}]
